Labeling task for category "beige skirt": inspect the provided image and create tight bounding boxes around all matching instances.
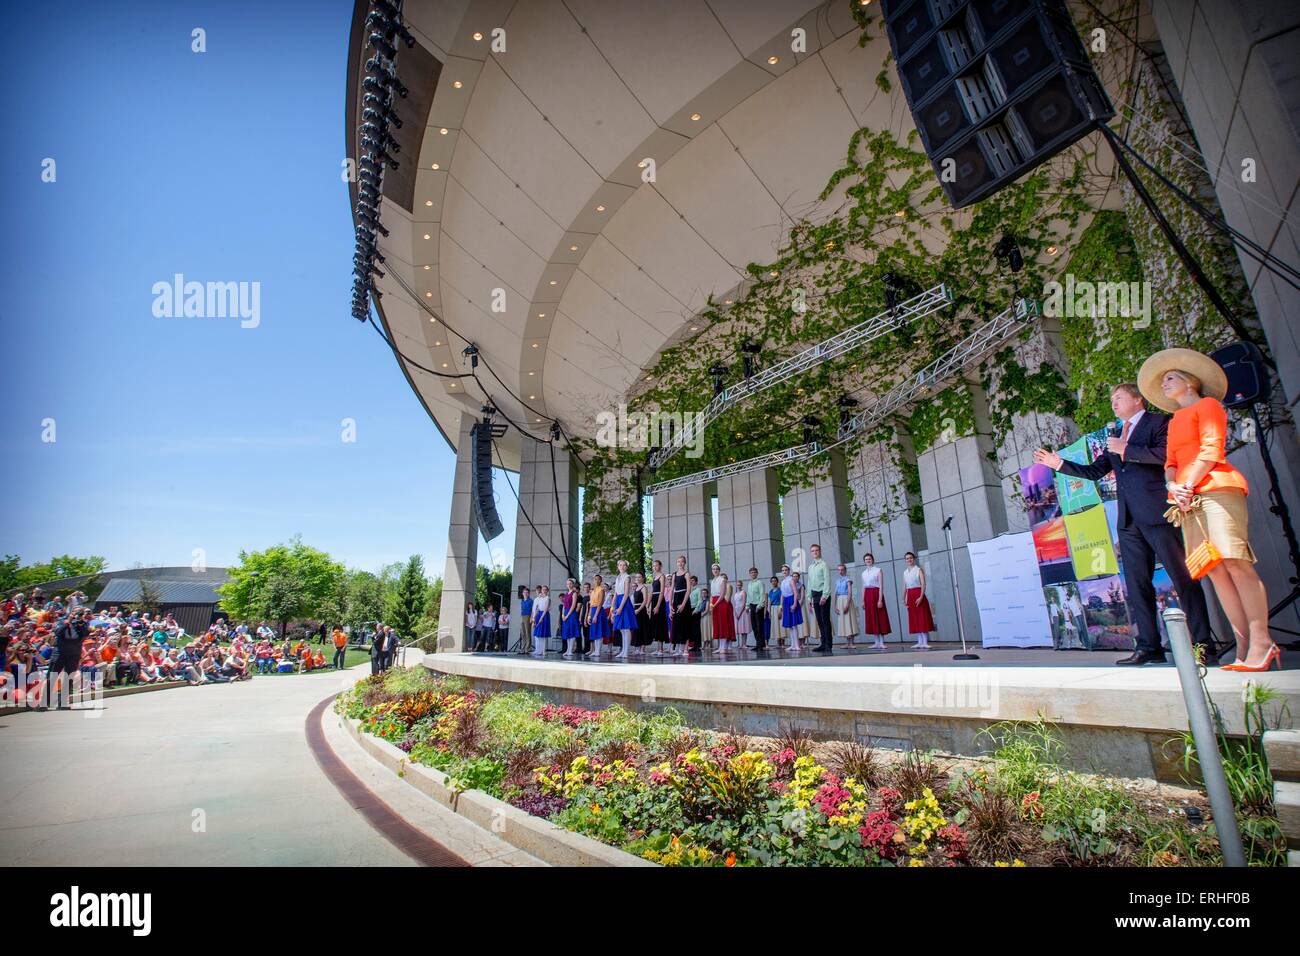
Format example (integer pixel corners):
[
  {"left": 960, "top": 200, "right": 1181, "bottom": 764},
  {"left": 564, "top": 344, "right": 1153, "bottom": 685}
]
[
  {"left": 1184, "top": 488, "right": 1256, "bottom": 563},
  {"left": 835, "top": 594, "right": 858, "bottom": 637}
]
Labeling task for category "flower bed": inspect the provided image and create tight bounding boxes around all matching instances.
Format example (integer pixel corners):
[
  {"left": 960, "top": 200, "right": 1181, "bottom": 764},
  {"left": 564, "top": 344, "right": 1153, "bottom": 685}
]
[{"left": 336, "top": 668, "right": 1285, "bottom": 867}]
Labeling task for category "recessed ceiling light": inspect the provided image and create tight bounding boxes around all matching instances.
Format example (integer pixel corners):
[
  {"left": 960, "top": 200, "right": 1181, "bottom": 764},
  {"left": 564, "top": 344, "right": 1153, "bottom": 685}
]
[
  {"left": 895, "top": 209, "right": 905, "bottom": 217},
  {"left": 431, "top": 163, "right": 440, "bottom": 170},
  {"left": 690, "top": 325, "right": 698, "bottom": 331},
  {"left": 423, "top": 265, "right": 430, "bottom": 270},
  {"left": 442, "top": 362, "right": 449, "bottom": 368},
  {"left": 770, "top": 270, "right": 778, "bottom": 277},
  {"left": 549, "top": 280, "right": 557, "bottom": 285},
  {"left": 529, "top": 395, "right": 536, "bottom": 400},
  {"left": 425, "top": 292, "right": 432, "bottom": 298},
  {"left": 531, "top": 342, "right": 539, "bottom": 348},
  {"left": 690, "top": 113, "right": 701, "bottom": 122},
  {"left": 768, "top": 55, "right": 779, "bottom": 65},
  {"left": 435, "top": 340, "right": 442, "bottom": 345},
  {"left": 724, "top": 299, "right": 733, "bottom": 304},
  {"left": 425, "top": 200, "right": 433, "bottom": 206},
  {"left": 453, "top": 80, "right": 463, "bottom": 89},
  {"left": 569, "top": 244, "right": 578, "bottom": 252},
  {"left": 473, "top": 31, "right": 483, "bottom": 41},
  {"left": 439, "top": 128, "right": 449, "bottom": 135},
  {"left": 424, "top": 234, "right": 431, "bottom": 239},
  {"left": 528, "top": 371, "right": 535, "bottom": 376},
  {"left": 595, "top": 204, "right": 605, "bottom": 212},
  {"left": 536, "top": 419, "right": 542, "bottom": 423},
  {"left": 1047, "top": 245, "right": 1059, "bottom": 255}
]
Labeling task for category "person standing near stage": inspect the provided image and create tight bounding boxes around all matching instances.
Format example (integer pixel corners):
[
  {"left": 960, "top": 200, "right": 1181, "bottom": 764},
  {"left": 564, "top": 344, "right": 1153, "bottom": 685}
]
[
  {"left": 745, "top": 567, "right": 767, "bottom": 653},
  {"left": 901, "top": 552, "right": 935, "bottom": 649},
  {"left": 767, "top": 576, "right": 781, "bottom": 650},
  {"left": 577, "top": 582, "right": 591, "bottom": 656},
  {"left": 495, "top": 606, "right": 509, "bottom": 652},
  {"left": 632, "top": 573, "right": 651, "bottom": 659},
  {"left": 585, "top": 575, "right": 609, "bottom": 660},
  {"left": 860, "top": 553, "right": 892, "bottom": 650},
  {"left": 702, "top": 563, "right": 722, "bottom": 650},
  {"left": 559, "top": 579, "right": 581, "bottom": 658},
  {"left": 611, "top": 560, "right": 638, "bottom": 660},
  {"left": 331, "top": 625, "right": 348, "bottom": 670},
  {"left": 687, "top": 575, "right": 706, "bottom": 657},
  {"left": 670, "top": 556, "right": 690, "bottom": 659},
  {"left": 732, "top": 572, "right": 751, "bottom": 652},
  {"left": 711, "top": 572, "right": 736, "bottom": 655},
  {"left": 805, "top": 544, "right": 834, "bottom": 653},
  {"left": 779, "top": 566, "right": 803, "bottom": 652},
  {"left": 1034, "top": 380, "right": 1214, "bottom": 666},
  {"left": 834, "top": 563, "right": 857, "bottom": 650},
  {"left": 648, "top": 559, "right": 668, "bottom": 658},
  {"left": 1142, "top": 351, "right": 1275, "bottom": 671},
  {"left": 529, "top": 586, "right": 550, "bottom": 657},
  {"left": 518, "top": 588, "right": 534, "bottom": 654},
  {"left": 464, "top": 603, "right": 477, "bottom": 651}
]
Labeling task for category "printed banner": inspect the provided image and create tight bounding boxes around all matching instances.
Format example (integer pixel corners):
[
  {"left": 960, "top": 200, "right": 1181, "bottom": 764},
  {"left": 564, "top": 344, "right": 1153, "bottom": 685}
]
[
  {"left": 1064, "top": 504, "right": 1119, "bottom": 579},
  {"left": 1054, "top": 436, "right": 1102, "bottom": 514},
  {"left": 967, "top": 532, "right": 1053, "bottom": 648}
]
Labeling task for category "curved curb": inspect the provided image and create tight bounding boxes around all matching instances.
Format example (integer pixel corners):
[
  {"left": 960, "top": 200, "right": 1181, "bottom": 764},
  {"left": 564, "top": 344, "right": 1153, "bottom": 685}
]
[
  {"left": 306, "top": 694, "right": 469, "bottom": 867},
  {"left": 335, "top": 708, "right": 657, "bottom": 868}
]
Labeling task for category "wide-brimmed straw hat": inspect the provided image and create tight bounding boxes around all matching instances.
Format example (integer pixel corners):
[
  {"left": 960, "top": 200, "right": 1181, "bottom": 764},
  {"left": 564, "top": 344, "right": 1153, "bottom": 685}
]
[{"left": 1138, "top": 348, "right": 1228, "bottom": 413}]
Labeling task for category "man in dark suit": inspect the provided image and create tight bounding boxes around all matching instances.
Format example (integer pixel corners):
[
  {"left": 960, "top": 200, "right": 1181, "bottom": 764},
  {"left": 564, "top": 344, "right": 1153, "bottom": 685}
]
[{"left": 1034, "top": 382, "right": 1213, "bottom": 665}]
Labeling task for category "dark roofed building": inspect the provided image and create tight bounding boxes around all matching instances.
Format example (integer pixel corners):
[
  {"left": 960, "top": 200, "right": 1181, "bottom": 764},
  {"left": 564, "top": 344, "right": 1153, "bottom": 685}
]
[{"left": 88, "top": 569, "right": 231, "bottom": 636}]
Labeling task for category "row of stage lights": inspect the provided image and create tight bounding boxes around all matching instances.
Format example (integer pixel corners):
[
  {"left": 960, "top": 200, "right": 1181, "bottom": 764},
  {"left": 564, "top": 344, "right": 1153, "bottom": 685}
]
[{"left": 352, "top": 1, "right": 416, "bottom": 322}]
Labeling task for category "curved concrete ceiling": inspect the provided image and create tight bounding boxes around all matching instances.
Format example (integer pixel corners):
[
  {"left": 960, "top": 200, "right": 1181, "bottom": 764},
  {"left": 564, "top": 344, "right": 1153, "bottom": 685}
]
[{"left": 353, "top": 0, "right": 1121, "bottom": 470}]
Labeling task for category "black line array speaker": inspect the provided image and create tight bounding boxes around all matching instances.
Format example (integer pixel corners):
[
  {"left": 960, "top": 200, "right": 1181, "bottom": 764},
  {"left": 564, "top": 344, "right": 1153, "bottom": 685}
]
[
  {"left": 881, "top": 0, "right": 1114, "bottom": 208},
  {"left": 471, "top": 422, "right": 504, "bottom": 541},
  {"left": 1211, "top": 341, "right": 1272, "bottom": 409}
]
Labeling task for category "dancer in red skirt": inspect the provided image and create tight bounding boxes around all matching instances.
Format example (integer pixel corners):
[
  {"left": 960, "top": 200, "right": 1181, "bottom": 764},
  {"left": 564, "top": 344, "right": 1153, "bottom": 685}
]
[
  {"left": 710, "top": 572, "right": 736, "bottom": 653},
  {"left": 900, "top": 552, "right": 935, "bottom": 649},
  {"left": 859, "top": 553, "right": 892, "bottom": 650}
]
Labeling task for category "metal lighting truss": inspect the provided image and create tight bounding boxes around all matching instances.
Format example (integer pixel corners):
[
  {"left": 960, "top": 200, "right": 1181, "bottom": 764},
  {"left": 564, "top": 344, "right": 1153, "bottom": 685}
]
[
  {"left": 646, "top": 283, "right": 954, "bottom": 471},
  {"left": 837, "top": 295, "right": 1038, "bottom": 439},
  {"left": 645, "top": 443, "right": 821, "bottom": 496},
  {"left": 642, "top": 296, "right": 1036, "bottom": 494}
]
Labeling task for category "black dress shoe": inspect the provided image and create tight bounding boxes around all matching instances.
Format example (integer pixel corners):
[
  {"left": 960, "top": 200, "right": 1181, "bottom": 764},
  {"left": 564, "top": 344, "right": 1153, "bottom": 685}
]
[{"left": 1116, "top": 651, "right": 1167, "bottom": 666}]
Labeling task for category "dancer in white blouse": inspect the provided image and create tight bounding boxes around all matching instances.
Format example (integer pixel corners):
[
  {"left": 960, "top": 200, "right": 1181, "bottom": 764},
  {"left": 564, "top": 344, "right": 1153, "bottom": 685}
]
[{"left": 859, "top": 553, "right": 892, "bottom": 650}]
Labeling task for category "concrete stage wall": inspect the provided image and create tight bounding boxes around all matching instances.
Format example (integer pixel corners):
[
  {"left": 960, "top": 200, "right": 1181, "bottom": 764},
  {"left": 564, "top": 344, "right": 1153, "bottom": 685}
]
[{"left": 424, "top": 653, "right": 1300, "bottom": 783}]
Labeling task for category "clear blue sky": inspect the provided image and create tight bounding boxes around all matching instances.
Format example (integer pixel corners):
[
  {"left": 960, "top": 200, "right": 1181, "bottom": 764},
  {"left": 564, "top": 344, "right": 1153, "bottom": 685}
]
[{"left": 1, "top": 0, "right": 517, "bottom": 576}]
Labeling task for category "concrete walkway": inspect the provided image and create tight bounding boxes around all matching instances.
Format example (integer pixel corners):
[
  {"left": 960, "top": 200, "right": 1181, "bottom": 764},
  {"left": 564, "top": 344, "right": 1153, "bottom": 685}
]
[{"left": 0, "top": 658, "right": 416, "bottom": 866}]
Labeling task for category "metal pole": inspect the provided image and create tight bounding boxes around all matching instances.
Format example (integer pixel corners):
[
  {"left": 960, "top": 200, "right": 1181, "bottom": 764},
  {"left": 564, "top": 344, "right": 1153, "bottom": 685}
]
[
  {"left": 1164, "top": 607, "right": 1247, "bottom": 867},
  {"left": 945, "top": 522, "right": 978, "bottom": 660}
]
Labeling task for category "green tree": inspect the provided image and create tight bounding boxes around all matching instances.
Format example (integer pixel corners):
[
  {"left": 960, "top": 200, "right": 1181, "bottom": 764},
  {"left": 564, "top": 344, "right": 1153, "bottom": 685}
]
[
  {"left": 386, "top": 555, "right": 430, "bottom": 640},
  {"left": 218, "top": 538, "right": 345, "bottom": 636},
  {"left": 475, "top": 564, "right": 512, "bottom": 611},
  {"left": 135, "top": 573, "right": 163, "bottom": 615},
  {"left": 1, "top": 554, "right": 108, "bottom": 594},
  {"left": 343, "top": 569, "right": 386, "bottom": 633}
]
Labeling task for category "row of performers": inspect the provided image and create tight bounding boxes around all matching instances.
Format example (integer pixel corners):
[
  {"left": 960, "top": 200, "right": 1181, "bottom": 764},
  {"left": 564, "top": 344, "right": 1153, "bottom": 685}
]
[{"left": 516, "top": 550, "right": 940, "bottom": 660}]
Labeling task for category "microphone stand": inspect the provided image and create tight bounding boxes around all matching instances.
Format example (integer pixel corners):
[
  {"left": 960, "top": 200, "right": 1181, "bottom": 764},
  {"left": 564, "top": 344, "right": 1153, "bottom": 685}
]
[{"left": 943, "top": 515, "right": 978, "bottom": 660}]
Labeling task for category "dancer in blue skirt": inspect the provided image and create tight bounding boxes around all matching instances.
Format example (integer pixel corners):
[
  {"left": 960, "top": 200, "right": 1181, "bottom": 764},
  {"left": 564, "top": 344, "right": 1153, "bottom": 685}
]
[
  {"left": 780, "top": 567, "right": 804, "bottom": 652},
  {"left": 585, "top": 575, "right": 611, "bottom": 660},
  {"left": 612, "top": 559, "right": 639, "bottom": 660},
  {"left": 530, "top": 585, "right": 551, "bottom": 657},
  {"left": 559, "top": 578, "right": 581, "bottom": 658}
]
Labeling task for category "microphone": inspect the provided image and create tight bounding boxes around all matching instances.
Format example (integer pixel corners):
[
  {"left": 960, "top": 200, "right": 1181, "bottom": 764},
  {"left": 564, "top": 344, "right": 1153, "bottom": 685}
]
[{"left": 1107, "top": 420, "right": 1122, "bottom": 438}]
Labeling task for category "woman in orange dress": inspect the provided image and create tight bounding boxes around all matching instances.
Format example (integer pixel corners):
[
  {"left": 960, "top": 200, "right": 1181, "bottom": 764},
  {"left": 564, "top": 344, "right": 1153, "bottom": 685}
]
[{"left": 1139, "top": 349, "right": 1277, "bottom": 671}]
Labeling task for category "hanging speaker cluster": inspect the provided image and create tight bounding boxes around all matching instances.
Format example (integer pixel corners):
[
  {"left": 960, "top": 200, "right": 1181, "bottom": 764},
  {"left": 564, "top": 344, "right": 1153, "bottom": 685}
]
[
  {"left": 881, "top": 0, "right": 1114, "bottom": 208},
  {"left": 351, "top": 0, "right": 415, "bottom": 321},
  {"left": 471, "top": 420, "right": 505, "bottom": 541}
]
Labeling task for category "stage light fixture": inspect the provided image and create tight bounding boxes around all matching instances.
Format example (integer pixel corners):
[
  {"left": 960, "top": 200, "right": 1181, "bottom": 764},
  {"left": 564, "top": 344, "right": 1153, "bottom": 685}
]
[
  {"left": 367, "top": 32, "right": 397, "bottom": 59},
  {"left": 463, "top": 343, "right": 480, "bottom": 369},
  {"left": 801, "top": 415, "right": 821, "bottom": 446},
  {"left": 836, "top": 394, "right": 859, "bottom": 429},
  {"left": 708, "top": 364, "right": 728, "bottom": 396},
  {"left": 740, "top": 341, "right": 762, "bottom": 379},
  {"left": 994, "top": 234, "right": 1024, "bottom": 273}
]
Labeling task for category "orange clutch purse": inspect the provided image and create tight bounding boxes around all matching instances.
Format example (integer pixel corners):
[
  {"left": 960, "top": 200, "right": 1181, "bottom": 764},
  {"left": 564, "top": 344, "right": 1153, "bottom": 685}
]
[{"left": 1163, "top": 498, "right": 1223, "bottom": 580}]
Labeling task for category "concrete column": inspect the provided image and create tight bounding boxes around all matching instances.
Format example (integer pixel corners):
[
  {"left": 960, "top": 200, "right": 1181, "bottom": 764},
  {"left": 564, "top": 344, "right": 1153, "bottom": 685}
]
[
  {"left": 438, "top": 413, "right": 479, "bottom": 652},
  {"left": 651, "top": 481, "right": 715, "bottom": 584},
  {"left": 512, "top": 435, "right": 580, "bottom": 597},
  {"left": 914, "top": 381, "right": 1009, "bottom": 643},
  {"left": 716, "top": 468, "right": 784, "bottom": 579},
  {"left": 783, "top": 449, "right": 855, "bottom": 570}
]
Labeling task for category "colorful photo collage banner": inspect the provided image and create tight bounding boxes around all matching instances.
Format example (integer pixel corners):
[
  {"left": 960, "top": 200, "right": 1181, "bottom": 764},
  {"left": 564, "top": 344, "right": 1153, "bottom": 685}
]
[{"left": 1019, "top": 427, "right": 1136, "bottom": 651}]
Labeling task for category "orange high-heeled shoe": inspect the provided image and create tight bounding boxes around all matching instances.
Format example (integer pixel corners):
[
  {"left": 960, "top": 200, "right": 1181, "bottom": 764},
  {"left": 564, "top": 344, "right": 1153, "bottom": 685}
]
[
  {"left": 1220, "top": 660, "right": 1246, "bottom": 671},
  {"left": 1231, "top": 645, "right": 1282, "bottom": 673}
]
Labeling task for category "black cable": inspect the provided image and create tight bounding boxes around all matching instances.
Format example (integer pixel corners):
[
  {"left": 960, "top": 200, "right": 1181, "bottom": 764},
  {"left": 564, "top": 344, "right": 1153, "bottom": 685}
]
[
  {"left": 547, "top": 438, "right": 575, "bottom": 575},
  {"left": 1110, "top": 131, "right": 1300, "bottom": 290},
  {"left": 490, "top": 437, "right": 574, "bottom": 573},
  {"left": 366, "top": 313, "right": 474, "bottom": 380},
  {"left": 1100, "top": 125, "right": 1275, "bottom": 367}
]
